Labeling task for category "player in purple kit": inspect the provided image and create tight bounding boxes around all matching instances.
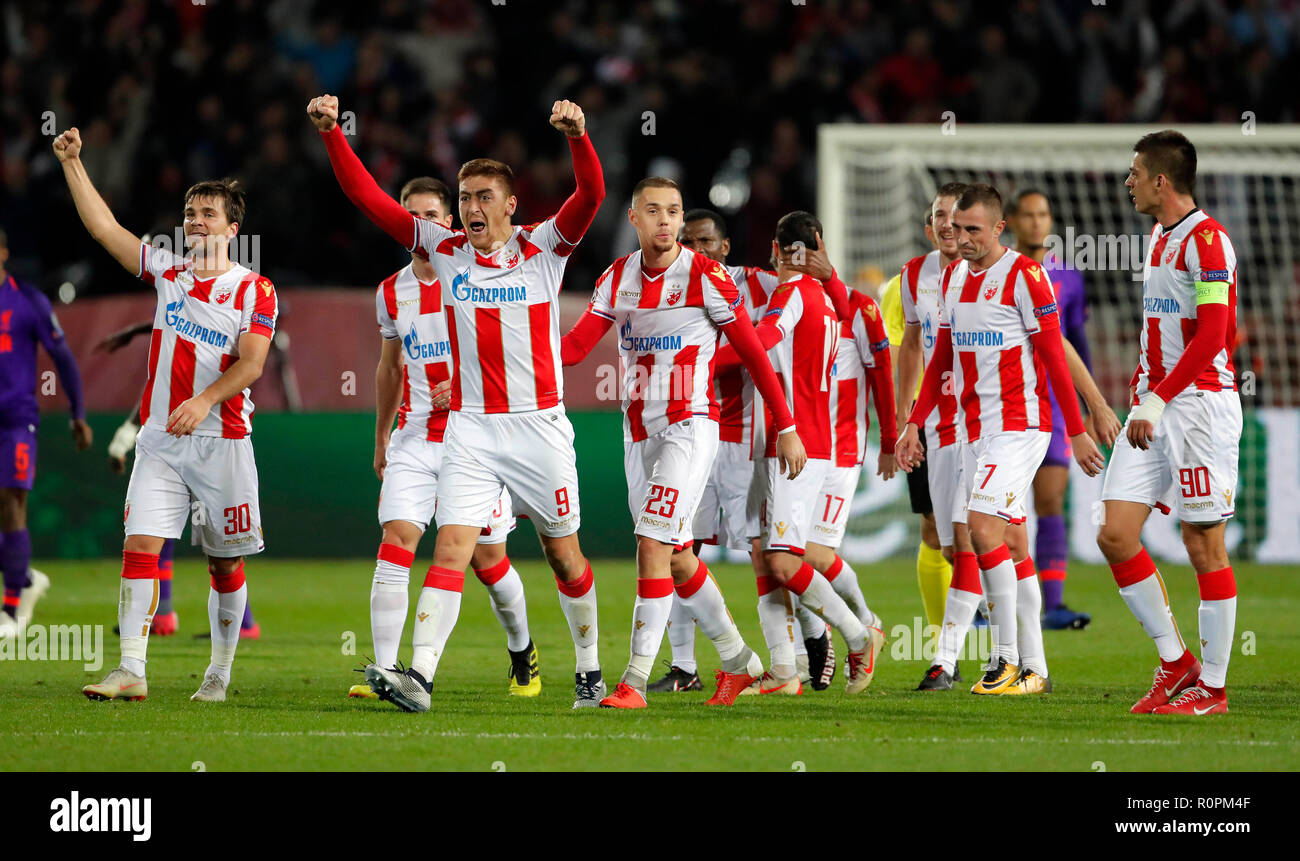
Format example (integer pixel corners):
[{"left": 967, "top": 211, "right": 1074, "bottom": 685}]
[
  {"left": 1008, "top": 191, "right": 1120, "bottom": 629},
  {"left": 0, "top": 227, "right": 93, "bottom": 638}
]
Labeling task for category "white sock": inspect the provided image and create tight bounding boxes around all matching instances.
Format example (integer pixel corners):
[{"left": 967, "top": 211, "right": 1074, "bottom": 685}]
[
  {"left": 1116, "top": 570, "right": 1186, "bottom": 662},
  {"left": 118, "top": 576, "right": 157, "bottom": 677},
  {"left": 476, "top": 560, "right": 530, "bottom": 652},
  {"left": 556, "top": 566, "right": 599, "bottom": 673},
  {"left": 935, "top": 587, "right": 980, "bottom": 675},
  {"left": 794, "top": 597, "right": 825, "bottom": 643},
  {"left": 676, "top": 564, "right": 747, "bottom": 669},
  {"left": 1197, "top": 567, "right": 1237, "bottom": 688},
  {"left": 789, "top": 565, "right": 867, "bottom": 651},
  {"left": 825, "top": 555, "right": 877, "bottom": 628},
  {"left": 666, "top": 595, "right": 698, "bottom": 674},
  {"left": 1014, "top": 559, "right": 1047, "bottom": 677},
  {"left": 978, "top": 546, "right": 1018, "bottom": 666},
  {"left": 757, "top": 581, "right": 796, "bottom": 677},
  {"left": 626, "top": 579, "right": 673, "bottom": 689},
  {"left": 206, "top": 582, "right": 247, "bottom": 684},
  {"left": 371, "top": 544, "right": 412, "bottom": 670},
  {"left": 410, "top": 567, "right": 464, "bottom": 681}
]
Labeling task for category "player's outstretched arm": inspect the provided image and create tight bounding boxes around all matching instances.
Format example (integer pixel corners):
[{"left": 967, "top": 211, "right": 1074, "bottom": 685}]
[
  {"left": 1062, "top": 337, "right": 1120, "bottom": 447},
  {"left": 309, "top": 95, "right": 419, "bottom": 250},
  {"left": 895, "top": 324, "right": 922, "bottom": 441},
  {"left": 560, "top": 308, "right": 614, "bottom": 366},
  {"left": 53, "top": 128, "right": 146, "bottom": 274},
  {"left": 550, "top": 100, "right": 606, "bottom": 243},
  {"left": 374, "top": 337, "right": 403, "bottom": 480},
  {"left": 165, "top": 333, "right": 270, "bottom": 437}
]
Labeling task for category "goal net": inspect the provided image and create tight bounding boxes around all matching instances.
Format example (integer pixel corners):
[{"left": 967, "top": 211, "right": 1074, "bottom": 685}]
[{"left": 817, "top": 124, "right": 1300, "bottom": 565}]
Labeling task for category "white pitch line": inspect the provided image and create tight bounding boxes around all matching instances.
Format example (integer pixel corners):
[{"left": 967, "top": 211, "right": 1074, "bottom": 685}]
[{"left": 0, "top": 729, "right": 1288, "bottom": 746}]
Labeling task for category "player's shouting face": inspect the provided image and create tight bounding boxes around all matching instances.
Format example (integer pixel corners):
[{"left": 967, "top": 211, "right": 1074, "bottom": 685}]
[
  {"left": 183, "top": 194, "right": 238, "bottom": 265},
  {"left": 953, "top": 201, "right": 1004, "bottom": 265},
  {"left": 458, "top": 172, "right": 517, "bottom": 253},
  {"left": 629, "top": 184, "right": 684, "bottom": 255}
]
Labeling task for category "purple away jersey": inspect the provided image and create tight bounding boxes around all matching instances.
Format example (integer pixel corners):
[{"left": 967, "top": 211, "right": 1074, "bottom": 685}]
[
  {"left": 1040, "top": 256, "right": 1091, "bottom": 467},
  {"left": 0, "top": 274, "right": 85, "bottom": 487}
]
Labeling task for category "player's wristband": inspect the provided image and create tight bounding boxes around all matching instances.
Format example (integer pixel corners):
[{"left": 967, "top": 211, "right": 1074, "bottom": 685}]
[{"left": 1129, "top": 393, "right": 1166, "bottom": 426}]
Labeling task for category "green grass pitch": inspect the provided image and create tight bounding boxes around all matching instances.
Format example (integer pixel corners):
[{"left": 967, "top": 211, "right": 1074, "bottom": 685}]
[{"left": 1, "top": 557, "right": 1295, "bottom": 771}]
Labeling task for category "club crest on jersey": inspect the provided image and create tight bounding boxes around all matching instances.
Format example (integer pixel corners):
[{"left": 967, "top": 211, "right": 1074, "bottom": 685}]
[
  {"left": 212, "top": 283, "right": 234, "bottom": 304},
  {"left": 982, "top": 280, "right": 1000, "bottom": 301},
  {"left": 666, "top": 283, "right": 683, "bottom": 306},
  {"left": 501, "top": 246, "right": 520, "bottom": 268},
  {"left": 1165, "top": 248, "right": 1177, "bottom": 265}
]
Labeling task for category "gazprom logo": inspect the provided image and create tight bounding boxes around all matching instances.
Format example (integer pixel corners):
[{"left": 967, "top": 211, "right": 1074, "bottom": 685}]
[
  {"left": 952, "top": 330, "right": 1003, "bottom": 347},
  {"left": 403, "top": 323, "right": 450, "bottom": 362},
  {"left": 450, "top": 268, "right": 527, "bottom": 303},
  {"left": 163, "top": 299, "right": 228, "bottom": 349},
  {"left": 922, "top": 315, "right": 935, "bottom": 350},
  {"left": 165, "top": 300, "right": 182, "bottom": 327},
  {"left": 619, "top": 318, "right": 633, "bottom": 351}
]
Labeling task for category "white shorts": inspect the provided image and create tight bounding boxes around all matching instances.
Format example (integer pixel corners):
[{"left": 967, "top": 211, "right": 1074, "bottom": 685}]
[
  {"left": 809, "top": 464, "right": 861, "bottom": 549},
  {"left": 626, "top": 418, "right": 719, "bottom": 548},
  {"left": 957, "top": 431, "right": 1051, "bottom": 524},
  {"left": 692, "top": 440, "right": 752, "bottom": 552},
  {"left": 436, "top": 406, "right": 580, "bottom": 538},
  {"left": 124, "top": 426, "right": 263, "bottom": 558},
  {"left": 378, "top": 430, "right": 514, "bottom": 544},
  {"left": 753, "top": 456, "right": 832, "bottom": 554},
  {"left": 925, "top": 428, "right": 964, "bottom": 548},
  {"left": 1102, "top": 390, "right": 1242, "bottom": 523}
]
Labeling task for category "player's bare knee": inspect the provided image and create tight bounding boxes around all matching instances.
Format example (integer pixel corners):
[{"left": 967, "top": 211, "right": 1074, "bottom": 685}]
[
  {"left": 803, "top": 542, "right": 834, "bottom": 572},
  {"left": 380, "top": 521, "right": 421, "bottom": 554},
  {"left": 208, "top": 555, "right": 242, "bottom": 576},
  {"left": 965, "top": 515, "right": 1004, "bottom": 556},
  {"left": 1096, "top": 522, "right": 1138, "bottom": 564},
  {"left": 668, "top": 546, "right": 698, "bottom": 581},
  {"left": 763, "top": 550, "right": 800, "bottom": 582},
  {"left": 541, "top": 536, "right": 586, "bottom": 581},
  {"left": 1180, "top": 521, "right": 1229, "bottom": 574},
  {"left": 469, "top": 541, "right": 506, "bottom": 571}
]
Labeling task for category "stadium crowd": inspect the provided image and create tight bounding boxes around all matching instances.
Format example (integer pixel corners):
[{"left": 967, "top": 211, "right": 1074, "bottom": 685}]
[{"left": 2, "top": 0, "right": 1298, "bottom": 292}]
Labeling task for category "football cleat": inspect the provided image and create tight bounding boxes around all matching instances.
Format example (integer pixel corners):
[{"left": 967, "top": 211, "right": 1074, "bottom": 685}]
[
  {"left": 805, "top": 627, "right": 837, "bottom": 691},
  {"left": 599, "top": 681, "right": 648, "bottom": 709},
  {"left": 508, "top": 641, "right": 541, "bottom": 697},
  {"left": 190, "top": 673, "right": 227, "bottom": 703},
  {"left": 16, "top": 569, "right": 50, "bottom": 626},
  {"left": 1130, "top": 652, "right": 1202, "bottom": 714},
  {"left": 151, "top": 611, "right": 179, "bottom": 636},
  {"left": 971, "top": 658, "right": 1020, "bottom": 695},
  {"left": 705, "top": 669, "right": 757, "bottom": 706},
  {"left": 0, "top": 614, "right": 19, "bottom": 641},
  {"left": 348, "top": 683, "right": 379, "bottom": 699},
  {"left": 648, "top": 662, "right": 704, "bottom": 692},
  {"left": 845, "top": 625, "right": 886, "bottom": 694},
  {"left": 1151, "top": 684, "right": 1227, "bottom": 715},
  {"left": 1002, "top": 668, "right": 1052, "bottom": 695},
  {"left": 240, "top": 622, "right": 261, "bottom": 640},
  {"left": 916, "top": 664, "right": 955, "bottom": 691},
  {"left": 1042, "top": 605, "right": 1091, "bottom": 630},
  {"left": 573, "top": 670, "right": 606, "bottom": 709},
  {"left": 83, "top": 667, "right": 148, "bottom": 702},
  {"left": 738, "top": 671, "right": 802, "bottom": 696},
  {"left": 364, "top": 663, "right": 431, "bottom": 713}
]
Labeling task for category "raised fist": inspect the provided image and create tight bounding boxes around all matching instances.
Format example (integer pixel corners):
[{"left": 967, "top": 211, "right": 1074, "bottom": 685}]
[
  {"left": 307, "top": 94, "right": 340, "bottom": 132},
  {"left": 549, "top": 100, "right": 586, "bottom": 138},
  {"left": 52, "top": 127, "right": 83, "bottom": 162}
]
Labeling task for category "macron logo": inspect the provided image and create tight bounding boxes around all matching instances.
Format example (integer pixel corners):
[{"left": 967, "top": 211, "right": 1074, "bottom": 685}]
[{"left": 50, "top": 791, "right": 151, "bottom": 842}]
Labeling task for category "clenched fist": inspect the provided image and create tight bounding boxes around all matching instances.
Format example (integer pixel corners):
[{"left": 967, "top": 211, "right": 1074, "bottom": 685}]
[
  {"left": 52, "top": 128, "right": 82, "bottom": 162},
  {"left": 307, "top": 94, "right": 340, "bottom": 132},
  {"left": 549, "top": 100, "right": 586, "bottom": 138}
]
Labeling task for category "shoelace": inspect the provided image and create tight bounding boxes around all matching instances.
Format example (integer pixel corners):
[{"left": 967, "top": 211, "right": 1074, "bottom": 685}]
[
  {"left": 847, "top": 651, "right": 865, "bottom": 677},
  {"left": 981, "top": 660, "right": 1006, "bottom": 683},
  {"left": 576, "top": 677, "right": 602, "bottom": 699},
  {"left": 1169, "top": 685, "right": 1209, "bottom": 706}
]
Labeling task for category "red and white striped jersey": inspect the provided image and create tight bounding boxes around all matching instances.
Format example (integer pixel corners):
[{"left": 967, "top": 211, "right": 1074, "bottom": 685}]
[
  {"left": 830, "top": 292, "right": 890, "bottom": 467},
  {"left": 900, "top": 250, "right": 960, "bottom": 446},
  {"left": 716, "top": 265, "right": 778, "bottom": 446},
  {"left": 1135, "top": 209, "right": 1238, "bottom": 402},
  {"left": 760, "top": 274, "right": 838, "bottom": 460},
  {"left": 136, "top": 243, "right": 277, "bottom": 439},
  {"left": 411, "top": 216, "right": 578, "bottom": 414},
  {"left": 587, "top": 246, "right": 743, "bottom": 442},
  {"left": 939, "top": 249, "right": 1060, "bottom": 442},
  {"left": 376, "top": 264, "right": 452, "bottom": 442}
]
